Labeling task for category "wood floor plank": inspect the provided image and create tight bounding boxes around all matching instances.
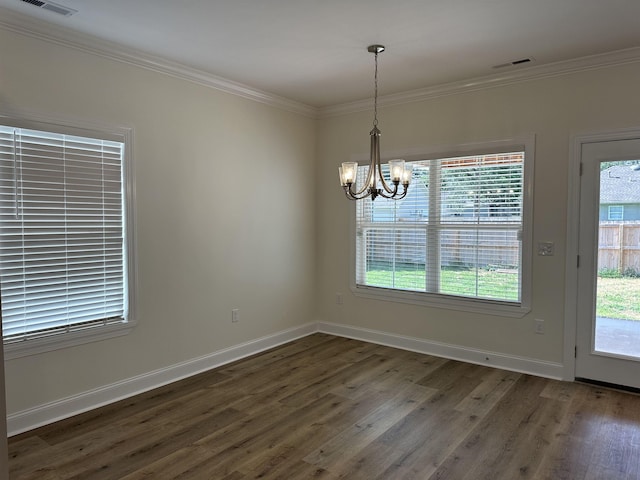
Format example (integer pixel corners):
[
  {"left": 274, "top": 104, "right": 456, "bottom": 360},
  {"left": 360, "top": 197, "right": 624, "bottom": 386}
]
[
  {"left": 278, "top": 353, "right": 396, "bottom": 407},
  {"left": 220, "top": 335, "right": 367, "bottom": 385},
  {"left": 21, "top": 369, "right": 232, "bottom": 447},
  {"left": 424, "top": 374, "right": 552, "bottom": 480},
  {"left": 119, "top": 445, "right": 218, "bottom": 480},
  {"left": 245, "top": 452, "right": 339, "bottom": 480},
  {"left": 64, "top": 409, "right": 247, "bottom": 480},
  {"left": 475, "top": 393, "right": 570, "bottom": 479},
  {"left": 331, "top": 351, "right": 448, "bottom": 401},
  {"left": 326, "top": 437, "right": 403, "bottom": 480},
  {"left": 9, "top": 403, "right": 244, "bottom": 479},
  {"left": 8, "top": 334, "right": 640, "bottom": 480},
  {"left": 582, "top": 389, "right": 640, "bottom": 480},
  {"left": 454, "top": 367, "right": 521, "bottom": 417},
  {"left": 214, "top": 394, "right": 351, "bottom": 473},
  {"left": 227, "top": 349, "right": 362, "bottom": 414},
  {"left": 8, "top": 435, "right": 50, "bottom": 465},
  {"left": 534, "top": 385, "right": 618, "bottom": 480},
  {"left": 303, "top": 382, "right": 436, "bottom": 472},
  {"left": 540, "top": 378, "right": 577, "bottom": 402},
  {"left": 370, "top": 365, "right": 495, "bottom": 480},
  {"left": 9, "top": 423, "right": 126, "bottom": 479}
]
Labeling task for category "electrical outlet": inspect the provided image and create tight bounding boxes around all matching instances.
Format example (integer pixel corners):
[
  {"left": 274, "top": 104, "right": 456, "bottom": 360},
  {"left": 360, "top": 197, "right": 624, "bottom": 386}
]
[
  {"left": 534, "top": 318, "right": 544, "bottom": 334},
  {"left": 232, "top": 309, "right": 239, "bottom": 323},
  {"left": 336, "top": 293, "right": 343, "bottom": 305}
]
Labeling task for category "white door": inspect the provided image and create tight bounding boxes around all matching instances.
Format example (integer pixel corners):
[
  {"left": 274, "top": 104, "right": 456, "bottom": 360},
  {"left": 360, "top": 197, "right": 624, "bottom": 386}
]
[{"left": 575, "top": 138, "right": 640, "bottom": 388}]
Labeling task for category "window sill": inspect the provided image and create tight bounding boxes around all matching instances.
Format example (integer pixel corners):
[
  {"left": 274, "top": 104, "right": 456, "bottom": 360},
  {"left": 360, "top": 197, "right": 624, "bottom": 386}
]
[
  {"left": 351, "top": 284, "right": 530, "bottom": 318},
  {"left": 4, "top": 321, "right": 136, "bottom": 360}
]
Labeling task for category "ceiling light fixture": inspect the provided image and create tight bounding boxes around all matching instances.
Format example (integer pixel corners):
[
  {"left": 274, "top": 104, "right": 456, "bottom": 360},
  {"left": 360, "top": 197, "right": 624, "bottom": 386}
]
[{"left": 339, "top": 45, "right": 412, "bottom": 201}]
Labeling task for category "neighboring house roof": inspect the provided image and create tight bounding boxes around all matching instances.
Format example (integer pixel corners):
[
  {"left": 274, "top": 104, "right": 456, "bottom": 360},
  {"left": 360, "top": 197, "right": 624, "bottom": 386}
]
[{"left": 600, "top": 165, "right": 640, "bottom": 203}]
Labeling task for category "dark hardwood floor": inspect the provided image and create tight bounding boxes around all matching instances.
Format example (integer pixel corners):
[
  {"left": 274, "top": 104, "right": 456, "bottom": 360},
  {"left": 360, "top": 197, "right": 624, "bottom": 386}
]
[{"left": 8, "top": 333, "right": 640, "bottom": 479}]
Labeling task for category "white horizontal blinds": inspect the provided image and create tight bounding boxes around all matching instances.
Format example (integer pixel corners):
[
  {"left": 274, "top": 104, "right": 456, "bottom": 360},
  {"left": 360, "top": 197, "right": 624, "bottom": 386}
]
[
  {"left": 355, "top": 164, "right": 429, "bottom": 291},
  {"left": 437, "top": 153, "right": 523, "bottom": 302},
  {"left": 355, "top": 152, "right": 524, "bottom": 303},
  {"left": 0, "top": 126, "right": 126, "bottom": 342}
]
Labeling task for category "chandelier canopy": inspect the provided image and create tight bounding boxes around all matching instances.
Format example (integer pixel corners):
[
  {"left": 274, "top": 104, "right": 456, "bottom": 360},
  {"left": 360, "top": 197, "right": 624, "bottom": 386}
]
[{"left": 338, "top": 45, "right": 412, "bottom": 201}]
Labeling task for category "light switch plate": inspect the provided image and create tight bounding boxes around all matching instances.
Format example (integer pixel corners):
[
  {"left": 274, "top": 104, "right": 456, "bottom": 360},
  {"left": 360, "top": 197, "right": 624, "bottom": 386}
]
[{"left": 537, "top": 242, "right": 554, "bottom": 256}]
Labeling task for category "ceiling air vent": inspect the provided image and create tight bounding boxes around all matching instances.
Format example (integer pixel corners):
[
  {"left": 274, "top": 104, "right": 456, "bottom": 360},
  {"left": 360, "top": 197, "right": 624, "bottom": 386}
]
[
  {"left": 492, "top": 58, "right": 533, "bottom": 69},
  {"left": 19, "top": 0, "right": 77, "bottom": 16}
]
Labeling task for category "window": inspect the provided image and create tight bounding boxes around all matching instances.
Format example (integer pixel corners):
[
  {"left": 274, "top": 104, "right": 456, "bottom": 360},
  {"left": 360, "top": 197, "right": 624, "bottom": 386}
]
[
  {"left": 0, "top": 119, "right": 135, "bottom": 357},
  {"left": 353, "top": 141, "right": 532, "bottom": 316},
  {"left": 608, "top": 205, "right": 624, "bottom": 221}
]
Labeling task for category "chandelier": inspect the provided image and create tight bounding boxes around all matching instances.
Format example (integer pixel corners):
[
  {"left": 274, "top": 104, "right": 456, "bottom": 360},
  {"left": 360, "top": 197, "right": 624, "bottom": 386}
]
[{"left": 338, "top": 45, "right": 412, "bottom": 201}]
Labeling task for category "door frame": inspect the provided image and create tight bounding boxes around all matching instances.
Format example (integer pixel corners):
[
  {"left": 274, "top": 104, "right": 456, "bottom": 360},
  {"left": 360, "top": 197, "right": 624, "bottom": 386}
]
[{"left": 565, "top": 127, "right": 640, "bottom": 381}]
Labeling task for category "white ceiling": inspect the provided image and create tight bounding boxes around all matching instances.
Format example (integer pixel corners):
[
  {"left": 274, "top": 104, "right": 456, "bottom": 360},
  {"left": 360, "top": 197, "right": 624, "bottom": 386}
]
[{"left": 2, "top": 0, "right": 640, "bottom": 108}]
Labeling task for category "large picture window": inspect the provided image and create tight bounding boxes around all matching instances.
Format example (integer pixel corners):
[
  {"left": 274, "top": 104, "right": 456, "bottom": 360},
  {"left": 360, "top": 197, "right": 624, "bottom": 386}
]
[
  {"left": 0, "top": 119, "right": 135, "bottom": 357},
  {"left": 354, "top": 143, "right": 532, "bottom": 316}
]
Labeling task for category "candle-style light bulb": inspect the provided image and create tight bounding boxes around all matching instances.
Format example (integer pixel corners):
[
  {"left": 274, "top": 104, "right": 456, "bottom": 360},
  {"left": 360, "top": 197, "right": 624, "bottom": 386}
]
[
  {"left": 402, "top": 163, "right": 413, "bottom": 185},
  {"left": 339, "top": 162, "right": 358, "bottom": 185},
  {"left": 388, "top": 159, "right": 405, "bottom": 182}
]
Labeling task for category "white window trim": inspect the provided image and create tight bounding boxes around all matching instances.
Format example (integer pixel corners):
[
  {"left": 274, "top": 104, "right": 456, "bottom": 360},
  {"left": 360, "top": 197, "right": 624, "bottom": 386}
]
[
  {"left": 607, "top": 205, "right": 624, "bottom": 221},
  {"left": 0, "top": 112, "right": 138, "bottom": 359},
  {"left": 348, "top": 135, "right": 534, "bottom": 318}
]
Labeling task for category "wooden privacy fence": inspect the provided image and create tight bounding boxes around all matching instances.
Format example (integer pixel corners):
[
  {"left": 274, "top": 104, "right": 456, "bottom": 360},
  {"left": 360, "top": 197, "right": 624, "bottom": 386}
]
[
  {"left": 363, "top": 227, "right": 520, "bottom": 268},
  {"left": 599, "top": 222, "right": 640, "bottom": 275}
]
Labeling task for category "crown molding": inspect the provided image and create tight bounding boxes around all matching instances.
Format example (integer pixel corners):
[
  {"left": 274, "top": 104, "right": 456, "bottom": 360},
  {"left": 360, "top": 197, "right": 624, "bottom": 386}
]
[
  {"left": 0, "top": 7, "right": 317, "bottom": 118},
  {"left": 2, "top": 7, "right": 640, "bottom": 120},
  {"left": 319, "top": 46, "right": 640, "bottom": 118}
]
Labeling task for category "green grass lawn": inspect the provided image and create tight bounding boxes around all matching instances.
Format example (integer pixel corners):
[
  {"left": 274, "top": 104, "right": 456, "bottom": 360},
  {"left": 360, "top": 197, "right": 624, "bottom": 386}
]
[
  {"left": 597, "top": 276, "right": 640, "bottom": 321},
  {"left": 366, "top": 266, "right": 519, "bottom": 301},
  {"left": 366, "top": 267, "right": 640, "bottom": 319}
]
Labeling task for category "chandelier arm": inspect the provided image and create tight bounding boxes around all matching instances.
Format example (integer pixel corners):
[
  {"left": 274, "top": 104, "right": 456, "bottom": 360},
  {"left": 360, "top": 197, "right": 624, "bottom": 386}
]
[
  {"left": 348, "top": 164, "right": 374, "bottom": 197},
  {"left": 345, "top": 175, "right": 372, "bottom": 198},
  {"left": 377, "top": 160, "right": 396, "bottom": 194},
  {"left": 343, "top": 186, "right": 373, "bottom": 200},
  {"left": 372, "top": 131, "right": 395, "bottom": 194},
  {"left": 362, "top": 161, "right": 377, "bottom": 194},
  {"left": 377, "top": 184, "right": 408, "bottom": 200},
  {"left": 377, "top": 181, "right": 398, "bottom": 198}
]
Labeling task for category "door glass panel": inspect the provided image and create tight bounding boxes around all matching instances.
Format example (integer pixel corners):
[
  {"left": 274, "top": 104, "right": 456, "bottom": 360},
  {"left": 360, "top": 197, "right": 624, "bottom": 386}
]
[{"left": 595, "top": 160, "right": 640, "bottom": 358}]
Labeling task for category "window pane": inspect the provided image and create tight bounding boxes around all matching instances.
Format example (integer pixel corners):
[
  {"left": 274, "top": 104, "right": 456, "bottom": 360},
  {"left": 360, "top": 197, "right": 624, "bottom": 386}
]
[
  {"left": 608, "top": 205, "right": 624, "bottom": 221},
  {"left": 363, "top": 228, "right": 426, "bottom": 291},
  {"left": 441, "top": 154, "right": 523, "bottom": 223},
  {"left": 354, "top": 151, "right": 525, "bottom": 305},
  {"left": 439, "top": 228, "right": 520, "bottom": 301},
  {"left": 0, "top": 125, "right": 127, "bottom": 343}
]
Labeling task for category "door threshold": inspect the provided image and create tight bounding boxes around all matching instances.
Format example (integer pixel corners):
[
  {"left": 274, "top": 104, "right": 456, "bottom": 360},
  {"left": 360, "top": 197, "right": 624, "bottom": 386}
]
[{"left": 576, "top": 377, "right": 640, "bottom": 395}]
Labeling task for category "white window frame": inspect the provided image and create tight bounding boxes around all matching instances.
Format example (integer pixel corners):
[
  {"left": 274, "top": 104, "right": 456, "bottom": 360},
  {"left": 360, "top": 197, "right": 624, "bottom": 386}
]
[
  {"left": 0, "top": 113, "right": 137, "bottom": 359},
  {"left": 607, "top": 205, "right": 624, "bottom": 221},
  {"left": 349, "top": 136, "right": 534, "bottom": 317}
]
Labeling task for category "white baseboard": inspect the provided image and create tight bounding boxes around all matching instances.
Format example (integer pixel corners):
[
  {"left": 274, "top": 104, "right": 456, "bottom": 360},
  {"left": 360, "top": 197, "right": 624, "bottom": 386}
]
[
  {"left": 7, "top": 322, "right": 317, "bottom": 436},
  {"left": 317, "top": 321, "right": 565, "bottom": 380},
  {"left": 8, "top": 320, "right": 566, "bottom": 436}
]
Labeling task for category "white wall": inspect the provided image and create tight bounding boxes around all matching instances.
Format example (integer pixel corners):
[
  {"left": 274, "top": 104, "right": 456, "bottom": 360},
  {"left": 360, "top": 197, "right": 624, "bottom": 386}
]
[
  {"left": 317, "top": 63, "right": 640, "bottom": 368},
  {"left": 2, "top": 18, "right": 640, "bottom": 433},
  {"left": 0, "top": 28, "right": 317, "bottom": 418}
]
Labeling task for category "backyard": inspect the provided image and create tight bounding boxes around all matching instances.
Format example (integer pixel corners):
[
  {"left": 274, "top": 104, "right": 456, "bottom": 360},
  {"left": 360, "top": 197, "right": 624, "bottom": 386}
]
[
  {"left": 365, "top": 266, "right": 520, "bottom": 301},
  {"left": 366, "top": 266, "right": 640, "bottom": 320},
  {"left": 597, "top": 275, "right": 640, "bottom": 321}
]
